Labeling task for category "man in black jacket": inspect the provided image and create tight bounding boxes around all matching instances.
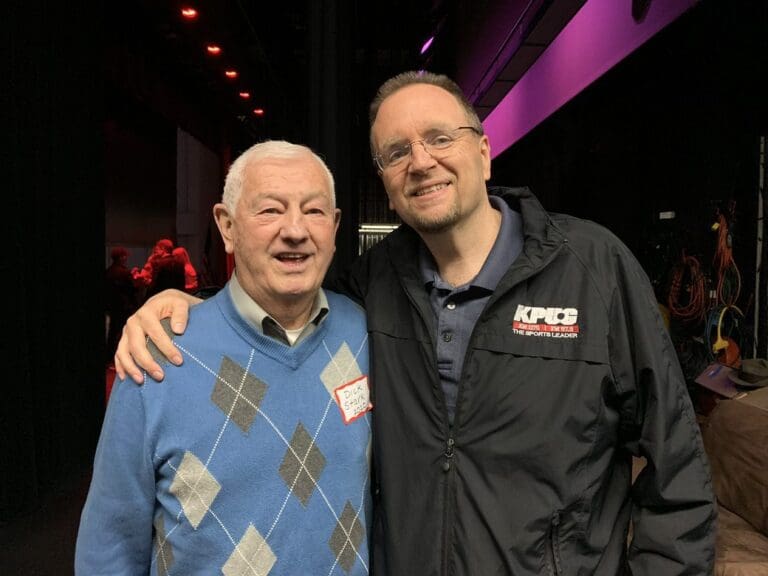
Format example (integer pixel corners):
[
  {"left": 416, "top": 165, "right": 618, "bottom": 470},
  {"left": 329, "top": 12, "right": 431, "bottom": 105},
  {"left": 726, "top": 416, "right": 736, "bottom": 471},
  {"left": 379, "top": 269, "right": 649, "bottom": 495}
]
[{"left": 115, "top": 71, "right": 716, "bottom": 575}]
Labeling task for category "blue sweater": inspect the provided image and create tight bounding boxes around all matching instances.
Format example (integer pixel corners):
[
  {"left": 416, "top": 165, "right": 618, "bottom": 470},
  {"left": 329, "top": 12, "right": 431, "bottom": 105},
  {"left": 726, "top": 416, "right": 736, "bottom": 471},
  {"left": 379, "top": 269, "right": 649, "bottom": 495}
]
[{"left": 76, "top": 287, "right": 371, "bottom": 575}]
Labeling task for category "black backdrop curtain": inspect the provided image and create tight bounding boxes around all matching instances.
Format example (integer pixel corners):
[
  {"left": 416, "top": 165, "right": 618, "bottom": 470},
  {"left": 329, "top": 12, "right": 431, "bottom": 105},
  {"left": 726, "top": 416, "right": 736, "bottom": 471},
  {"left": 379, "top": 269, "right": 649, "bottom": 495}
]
[{"left": 2, "top": 0, "right": 105, "bottom": 519}]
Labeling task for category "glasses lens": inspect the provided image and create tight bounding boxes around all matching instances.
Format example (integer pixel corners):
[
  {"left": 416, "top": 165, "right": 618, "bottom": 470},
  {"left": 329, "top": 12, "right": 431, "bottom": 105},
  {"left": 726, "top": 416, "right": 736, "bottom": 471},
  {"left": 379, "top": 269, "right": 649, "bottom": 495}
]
[
  {"left": 377, "top": 128, "right": 476, "bottom": 170},
  {"left": 427, "top": 132, "right": 456, "bottom": 151}
]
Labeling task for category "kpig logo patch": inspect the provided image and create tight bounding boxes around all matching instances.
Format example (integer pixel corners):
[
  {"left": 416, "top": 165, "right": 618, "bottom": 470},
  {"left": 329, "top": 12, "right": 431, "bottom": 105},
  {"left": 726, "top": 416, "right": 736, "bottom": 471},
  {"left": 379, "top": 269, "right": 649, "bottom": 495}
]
[{"left": 512, "top": 304, "right": 580, "bottom": 339}]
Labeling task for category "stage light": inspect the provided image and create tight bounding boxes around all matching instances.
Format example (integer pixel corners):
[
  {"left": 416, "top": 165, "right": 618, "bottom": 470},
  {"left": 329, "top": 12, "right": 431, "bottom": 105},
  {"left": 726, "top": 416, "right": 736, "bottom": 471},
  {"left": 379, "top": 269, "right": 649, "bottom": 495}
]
[
  {"left": 206, "top": 44, "right": 222, "bottom": 55},
  {"left": 420, "top": 36, "right": 434, "bottom": 55},
  {"left": 181, "top": 7, "right": 198, "bottom": 20},
  {"left": 224, "top": 70, "right": 238, "bottom": 79},
  {"left": 252, "top": 108, "right": 265, "bottom": 116},
  {"left": 239, "top": 92, "right": 251, "bottom": 99}
]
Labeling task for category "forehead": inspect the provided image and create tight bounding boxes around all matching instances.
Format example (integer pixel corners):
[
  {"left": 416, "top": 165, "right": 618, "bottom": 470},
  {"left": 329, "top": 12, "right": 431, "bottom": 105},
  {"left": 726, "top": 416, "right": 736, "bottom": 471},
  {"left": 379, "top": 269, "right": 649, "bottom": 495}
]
[
  {"left": 242, "top": 155, "right": 329, "bottom": 198},
  {"left": 373, "top": 84, "right": 468, "bottom": 140}
]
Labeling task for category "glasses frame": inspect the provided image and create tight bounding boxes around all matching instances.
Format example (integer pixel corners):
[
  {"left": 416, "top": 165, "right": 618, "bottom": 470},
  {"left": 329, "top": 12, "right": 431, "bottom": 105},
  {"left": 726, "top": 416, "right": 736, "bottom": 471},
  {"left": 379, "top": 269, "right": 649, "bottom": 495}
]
[{"left": 373, "top": 126, "right": 481, "bottom": 172}]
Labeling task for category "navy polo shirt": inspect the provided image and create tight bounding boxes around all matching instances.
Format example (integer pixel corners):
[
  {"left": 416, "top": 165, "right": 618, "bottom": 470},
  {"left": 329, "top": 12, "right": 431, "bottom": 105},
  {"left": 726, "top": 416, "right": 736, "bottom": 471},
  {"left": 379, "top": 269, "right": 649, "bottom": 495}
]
[{"left": 418, "top": 196, "right": 523, "bottom": 424}]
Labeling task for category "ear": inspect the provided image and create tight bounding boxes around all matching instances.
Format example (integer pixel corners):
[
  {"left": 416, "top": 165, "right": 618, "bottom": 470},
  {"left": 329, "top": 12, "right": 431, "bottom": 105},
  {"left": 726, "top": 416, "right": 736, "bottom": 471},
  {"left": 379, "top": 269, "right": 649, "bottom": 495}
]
[
  {"left": 479, "top": 134, "right": 492, "bottom": 181},
  {"left": 213, "top": 203, "right": 236, "bottom": 254},
  {"left": 333, "top": 209, "right": 341, "bottom": 253}
]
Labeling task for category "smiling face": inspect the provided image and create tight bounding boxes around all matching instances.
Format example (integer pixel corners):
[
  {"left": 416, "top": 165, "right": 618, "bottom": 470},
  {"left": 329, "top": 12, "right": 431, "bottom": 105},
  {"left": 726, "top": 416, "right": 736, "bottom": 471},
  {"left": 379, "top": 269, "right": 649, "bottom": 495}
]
[
  {"left": 213, "top": 152, "right": 340, "bottom": 321},
  {"left": 371, "top": 83, "right": 491, "bottom": 234}
]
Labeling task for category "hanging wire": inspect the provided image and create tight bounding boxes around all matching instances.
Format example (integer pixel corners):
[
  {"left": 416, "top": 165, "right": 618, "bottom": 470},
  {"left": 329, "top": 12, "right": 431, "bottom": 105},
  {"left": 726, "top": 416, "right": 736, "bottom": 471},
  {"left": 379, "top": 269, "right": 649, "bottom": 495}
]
[
  {"left": 668, "top": 251, "right": 707, "bottom": 324},
  {"left": 712, "top": 207, "right": 742, "bottom": 307}
]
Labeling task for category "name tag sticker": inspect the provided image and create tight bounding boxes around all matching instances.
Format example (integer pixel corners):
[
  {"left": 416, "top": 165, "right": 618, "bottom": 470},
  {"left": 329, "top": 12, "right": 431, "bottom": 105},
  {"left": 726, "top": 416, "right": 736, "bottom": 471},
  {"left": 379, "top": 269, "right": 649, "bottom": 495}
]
[{"left": 334, "top": 375, "right": 372, "bottom": 424}]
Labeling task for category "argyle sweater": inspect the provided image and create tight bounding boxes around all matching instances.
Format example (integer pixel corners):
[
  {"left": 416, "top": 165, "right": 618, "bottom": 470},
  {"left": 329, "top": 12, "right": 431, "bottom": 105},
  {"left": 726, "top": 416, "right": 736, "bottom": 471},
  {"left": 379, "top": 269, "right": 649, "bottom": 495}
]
[{"left": 76, "top": 287, "right": 371, "bottom": 576}]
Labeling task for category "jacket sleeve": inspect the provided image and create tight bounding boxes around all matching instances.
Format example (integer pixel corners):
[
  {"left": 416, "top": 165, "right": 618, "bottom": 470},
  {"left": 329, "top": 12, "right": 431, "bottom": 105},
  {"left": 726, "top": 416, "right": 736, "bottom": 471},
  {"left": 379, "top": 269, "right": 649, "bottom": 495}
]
[
  {"left": 75, "top": 379, "right": 155, "bottom": 575},
  {"left": 607, "top": 240, "right": 716, "bottom": 575},
  {"left": 325, "top": 244, "right": 374, "bottom": 306}
]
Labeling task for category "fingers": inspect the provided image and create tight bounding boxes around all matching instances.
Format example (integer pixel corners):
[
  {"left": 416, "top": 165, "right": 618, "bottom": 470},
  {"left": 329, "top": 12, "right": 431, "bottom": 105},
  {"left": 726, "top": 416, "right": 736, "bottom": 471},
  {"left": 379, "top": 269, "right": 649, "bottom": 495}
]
[
  {"left": 168, "top": 299, "right": 191, "bottom": 337},
  {"left": 114, "top": 320, "right": 146, "bottom": 384},
  {"left": 113, "top": 288, "right": 201, "bottom": 384}
]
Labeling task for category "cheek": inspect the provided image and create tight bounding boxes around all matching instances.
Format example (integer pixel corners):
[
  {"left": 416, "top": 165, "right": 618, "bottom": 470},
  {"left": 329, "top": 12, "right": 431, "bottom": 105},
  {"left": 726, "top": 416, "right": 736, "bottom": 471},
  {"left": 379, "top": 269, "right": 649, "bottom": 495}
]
[
  {"left": 232, "top": 225, "right": 272, "bottom": 255},
  {"left": 381, "top": 178, "right": 402, "bottom": 210},
  {"left": 381, "top": 172, "right": 401, "bottom": 195},
  {"left": 312, "top": 225, "right": 338, "bottom": 250}
]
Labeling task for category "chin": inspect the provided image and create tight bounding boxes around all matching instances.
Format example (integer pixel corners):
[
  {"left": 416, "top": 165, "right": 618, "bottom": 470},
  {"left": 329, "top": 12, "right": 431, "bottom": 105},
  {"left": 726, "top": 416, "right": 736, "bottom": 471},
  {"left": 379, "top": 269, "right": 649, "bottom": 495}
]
[
  {"left": 413, "top": 213, "right": 460, "bottom": 234},
  {"left": 278, "top": 282, "right": 316, "bottom": 298}
]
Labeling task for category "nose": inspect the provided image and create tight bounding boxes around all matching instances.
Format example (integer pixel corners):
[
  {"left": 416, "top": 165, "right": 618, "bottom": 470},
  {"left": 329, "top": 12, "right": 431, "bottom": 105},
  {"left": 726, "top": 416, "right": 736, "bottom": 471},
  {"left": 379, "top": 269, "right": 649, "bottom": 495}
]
[
  {"left": 279, "top": 211, "right": 309, "bottom": 242},
  {"left": 407, "top": 140, "right": 437, "bottom": 172}
]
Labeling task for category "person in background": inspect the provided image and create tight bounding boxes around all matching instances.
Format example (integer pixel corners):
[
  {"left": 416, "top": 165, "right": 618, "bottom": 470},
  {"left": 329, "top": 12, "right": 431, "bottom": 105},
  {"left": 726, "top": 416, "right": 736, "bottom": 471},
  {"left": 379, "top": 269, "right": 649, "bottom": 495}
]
[
  {"left": 77, "top": 140, "right": 371, "bottom": 575},
  {"left": 145, "top": 244, "right": 186, "bottom": 299},
  {"left": 104, "top": 246, "right": 137, "bottom": 364},
  {"left": 173, "top": 246, "right": 199, "bottom": 294},
  {"left": 115, "top": 71, "right": 716, "bottom": 575},
  {"left": 132, "top": 237, "right": 174, "bottom": 288}
]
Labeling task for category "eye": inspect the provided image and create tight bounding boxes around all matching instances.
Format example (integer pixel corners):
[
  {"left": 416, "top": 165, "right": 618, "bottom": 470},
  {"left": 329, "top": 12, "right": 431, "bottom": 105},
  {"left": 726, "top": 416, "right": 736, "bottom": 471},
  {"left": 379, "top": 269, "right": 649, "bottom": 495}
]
[
  {"left": 386, "top": 145, "right": 410, "bottom": 164},
  {"left": 428, "top": 133, "right": 454, "bottom": 148}
]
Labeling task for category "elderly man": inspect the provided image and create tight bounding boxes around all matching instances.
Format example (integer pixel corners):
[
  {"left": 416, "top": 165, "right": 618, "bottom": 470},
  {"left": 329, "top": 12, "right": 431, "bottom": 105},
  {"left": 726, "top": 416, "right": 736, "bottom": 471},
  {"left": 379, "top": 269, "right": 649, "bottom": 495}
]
[
  {"left": 77, "top": 141, "right": 371, "bottom": 575},
  {"left": 116, "top": 72, "right": 716, "bottom": 575}
]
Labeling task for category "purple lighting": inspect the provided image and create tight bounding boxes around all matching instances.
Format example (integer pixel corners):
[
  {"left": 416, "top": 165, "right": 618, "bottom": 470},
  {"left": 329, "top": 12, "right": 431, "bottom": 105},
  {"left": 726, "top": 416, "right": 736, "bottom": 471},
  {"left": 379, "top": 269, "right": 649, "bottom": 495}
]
[
  {"left": 420, "top": 36, "right": 435, "bottom": 55},
  {"left": 482, "top": 0, "right": 698, "bottom": 159}
]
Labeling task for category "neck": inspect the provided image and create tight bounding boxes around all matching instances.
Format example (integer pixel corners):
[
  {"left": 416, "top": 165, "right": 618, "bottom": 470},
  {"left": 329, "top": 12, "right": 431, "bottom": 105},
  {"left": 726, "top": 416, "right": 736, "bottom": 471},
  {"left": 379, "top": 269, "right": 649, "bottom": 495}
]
[
  {"left": 235, "top": 272, "right": 316, "bottom": 330},
  {"left": 265, "top": 300, "right": 314, "bottom": 330},
  {"left": 420, "top": 201, "right": 501, "bottom": 287}
]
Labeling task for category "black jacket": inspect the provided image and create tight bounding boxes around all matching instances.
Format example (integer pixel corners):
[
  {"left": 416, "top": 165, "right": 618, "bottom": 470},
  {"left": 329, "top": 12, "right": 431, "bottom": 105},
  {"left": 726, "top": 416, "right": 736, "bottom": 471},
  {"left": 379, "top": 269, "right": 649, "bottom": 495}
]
[{"left": 337, "top": 186, "right": 716, "bottom": 576}]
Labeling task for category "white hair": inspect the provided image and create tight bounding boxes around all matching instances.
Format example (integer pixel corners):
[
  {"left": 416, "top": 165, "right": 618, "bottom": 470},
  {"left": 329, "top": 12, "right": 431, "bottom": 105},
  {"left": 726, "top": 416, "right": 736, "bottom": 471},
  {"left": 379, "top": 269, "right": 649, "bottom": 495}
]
[{"left": 222, "top": 140, "right": 336, "bottom": 214}]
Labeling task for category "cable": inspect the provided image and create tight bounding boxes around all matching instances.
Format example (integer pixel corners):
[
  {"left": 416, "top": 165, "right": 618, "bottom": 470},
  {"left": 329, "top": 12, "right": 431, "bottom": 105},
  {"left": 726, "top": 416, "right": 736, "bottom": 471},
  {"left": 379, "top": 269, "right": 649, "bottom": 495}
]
[
  {"left": 668, "top": 251, "right": 707, "bottom": 324},
  {"left": 711, "top": 210, "right": 742, "bottom": 307}
]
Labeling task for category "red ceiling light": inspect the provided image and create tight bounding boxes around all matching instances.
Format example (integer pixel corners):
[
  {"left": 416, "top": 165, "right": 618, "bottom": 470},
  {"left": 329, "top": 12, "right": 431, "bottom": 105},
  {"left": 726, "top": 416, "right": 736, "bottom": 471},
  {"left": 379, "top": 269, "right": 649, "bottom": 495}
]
[
  {"left": 180, "top": 7, "right": 198, "bottom": 20},
  {"left": 252, "top": 108, "right": 265, "bottom": 116},
  {"left": 238, "top": 92, "right": 251, "bottom": 100},
  {"left": 206, "top": 44, "right": 222, "bottom": 55},
  {"left": 224, "top": 69, "right": 238, "bottom": 79}
]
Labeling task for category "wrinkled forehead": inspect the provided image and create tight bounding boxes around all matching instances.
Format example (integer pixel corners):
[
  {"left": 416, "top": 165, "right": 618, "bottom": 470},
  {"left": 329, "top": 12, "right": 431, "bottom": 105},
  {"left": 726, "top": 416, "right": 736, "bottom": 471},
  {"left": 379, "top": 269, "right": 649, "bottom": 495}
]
[
  {"left": 243, "top": 155, "right": 330, "bottom": 197},
  {"left": 234, "top": 157, "right": 335, "bottom": 210}
]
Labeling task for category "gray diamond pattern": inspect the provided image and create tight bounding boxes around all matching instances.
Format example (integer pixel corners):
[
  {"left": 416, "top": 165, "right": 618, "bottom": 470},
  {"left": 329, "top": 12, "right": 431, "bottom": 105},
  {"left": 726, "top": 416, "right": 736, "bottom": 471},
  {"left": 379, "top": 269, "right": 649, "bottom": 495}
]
[
  {"left": 211, "top": 356, "right": 268, "bottom": 433},
  {"left": 222, "top": 524, "right": 277, "bottom": 576},
  {"left": 147, "top": 318, "right": 177, "bottom": 366},
  {"left": 329, "top": 501, "right": 365, "bottom": 574},
  {"left": 153, "top": 515, "right": 174, "bottom": 576},
  {"left": 320, "top": 342, "right": 363, "bottom": 400},
  {"left": 278, "top": 422, "right": 326, "bottom": 506}
]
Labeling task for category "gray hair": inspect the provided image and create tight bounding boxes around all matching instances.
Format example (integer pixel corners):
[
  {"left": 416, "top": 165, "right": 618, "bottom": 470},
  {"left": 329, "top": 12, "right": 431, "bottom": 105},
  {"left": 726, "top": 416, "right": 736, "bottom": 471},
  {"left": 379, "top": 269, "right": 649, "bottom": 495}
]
[
  {"left": 222, "top": 140, "right": 336, "bottom": 214},
  {"left": 368, "top": 71, "right": 484, "bottom": 153}
]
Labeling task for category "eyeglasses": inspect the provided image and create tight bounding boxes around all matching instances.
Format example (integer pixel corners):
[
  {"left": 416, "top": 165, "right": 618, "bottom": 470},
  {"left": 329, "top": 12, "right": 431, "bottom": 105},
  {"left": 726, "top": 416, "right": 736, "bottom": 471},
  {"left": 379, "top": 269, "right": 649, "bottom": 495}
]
[{"left": 373, "top": 126, "right": 481, "bottom": 171}]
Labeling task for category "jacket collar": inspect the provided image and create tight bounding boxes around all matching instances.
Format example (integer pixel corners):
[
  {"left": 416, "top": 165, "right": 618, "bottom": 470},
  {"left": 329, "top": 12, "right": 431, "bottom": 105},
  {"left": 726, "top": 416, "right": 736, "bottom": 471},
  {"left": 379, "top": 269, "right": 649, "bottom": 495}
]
[{"left": 488, "top": 186, "right": 565, "bottom": 269}]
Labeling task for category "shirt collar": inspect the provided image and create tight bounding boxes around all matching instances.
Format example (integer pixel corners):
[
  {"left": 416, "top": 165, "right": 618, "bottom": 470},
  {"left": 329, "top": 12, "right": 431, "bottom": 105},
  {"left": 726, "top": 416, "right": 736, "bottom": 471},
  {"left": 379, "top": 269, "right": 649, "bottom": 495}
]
[{"left": 227, "top": 271, "right": 329, "bottom": 342}]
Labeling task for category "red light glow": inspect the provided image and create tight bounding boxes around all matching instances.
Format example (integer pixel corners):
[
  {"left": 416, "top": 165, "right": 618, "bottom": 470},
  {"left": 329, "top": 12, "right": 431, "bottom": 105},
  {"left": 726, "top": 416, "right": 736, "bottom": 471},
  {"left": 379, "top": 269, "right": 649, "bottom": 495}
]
[
  {"left": 206, "top": 44, "right": 222, "bottom": 55},
  {"left": 224, "top": 70, "right": 238, "bottom": 79},
  {"left": 181, "top": 7, "right": 198, "bottom": 20},
  {"left": 239, "top": 92, "right": 251, "bottom": 99},
  {"left": 252, "top": 108, "right": 265, "bottom": 116}
]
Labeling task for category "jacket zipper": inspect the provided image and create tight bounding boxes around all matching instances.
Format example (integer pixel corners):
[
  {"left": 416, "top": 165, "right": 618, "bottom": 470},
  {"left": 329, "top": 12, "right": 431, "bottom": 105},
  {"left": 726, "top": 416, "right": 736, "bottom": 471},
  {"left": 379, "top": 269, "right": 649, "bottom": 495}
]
[
  {"left": 545, "top": 512, "right": 562, "bottom": 576},
  {"left": 441, "top": 434, "right": 456, "bottom": 574}
]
